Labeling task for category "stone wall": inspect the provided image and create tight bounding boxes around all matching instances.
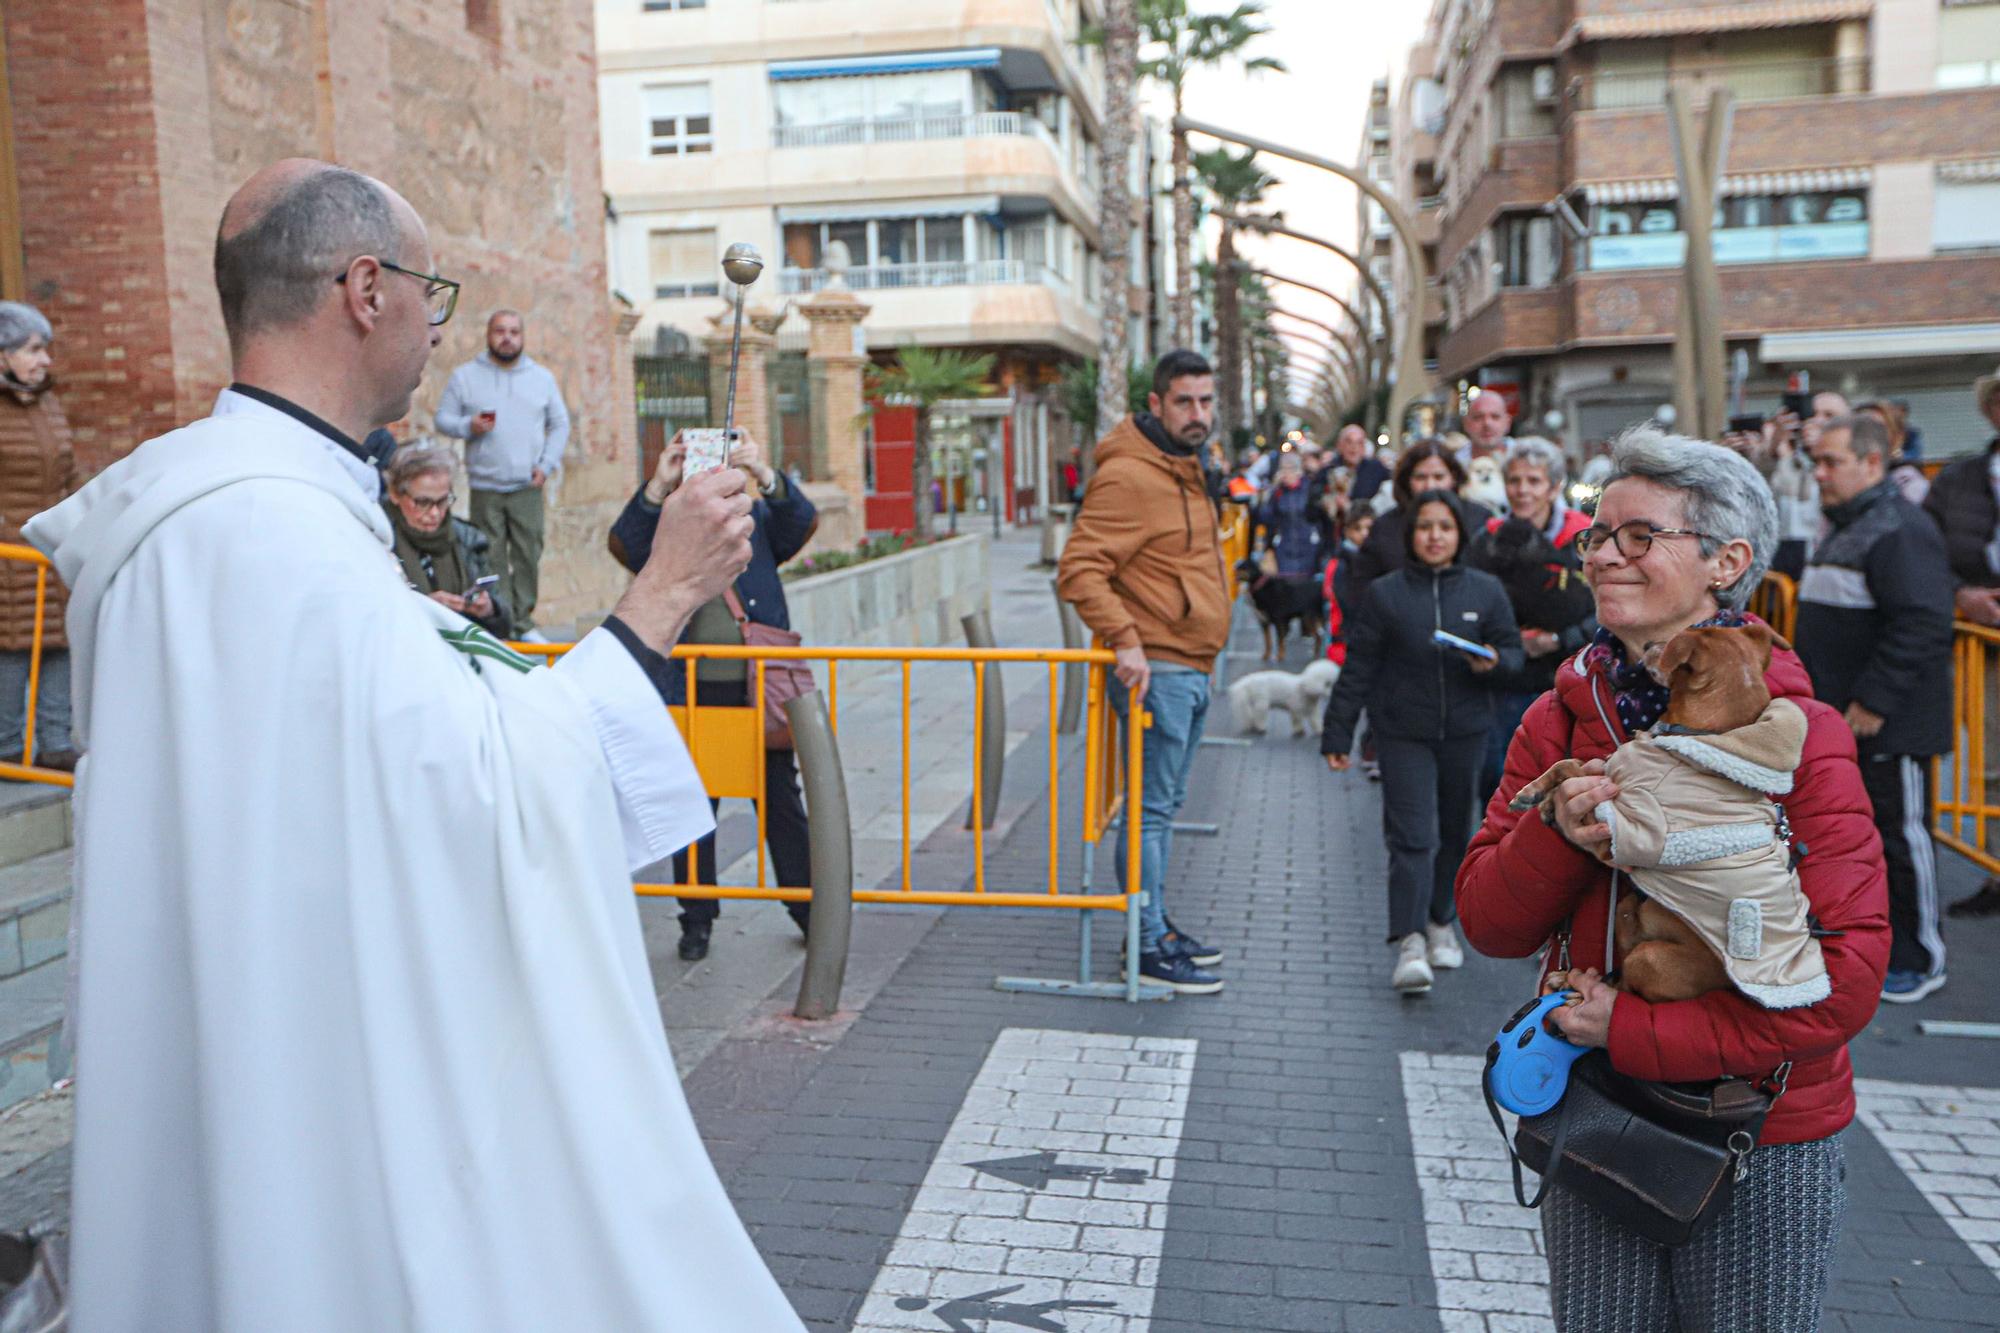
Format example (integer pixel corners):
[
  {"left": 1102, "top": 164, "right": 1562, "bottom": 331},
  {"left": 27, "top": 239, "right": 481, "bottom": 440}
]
[{"left": 4, "top": 0, "right": 636, "bottom": 626}]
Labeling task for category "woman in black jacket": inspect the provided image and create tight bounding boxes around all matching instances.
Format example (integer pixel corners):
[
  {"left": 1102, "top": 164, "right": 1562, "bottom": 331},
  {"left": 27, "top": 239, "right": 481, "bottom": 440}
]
[
  {"left": 608, "top": 429, "right": 819, "bottom": 961},
  {"left": 1348, "top": 439, "right": 1495, "bottom": 586},
  {"left": 1321, "top": 490, "right": 1522, "bottom": 995}
]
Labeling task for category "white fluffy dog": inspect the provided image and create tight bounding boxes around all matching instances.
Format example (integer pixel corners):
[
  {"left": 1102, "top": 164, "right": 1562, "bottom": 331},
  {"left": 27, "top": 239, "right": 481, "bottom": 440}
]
[
  {"left": 1227, "top": 658, "right": 1341, "bottom": 738},
  {"left": 1463, "top": 454, "right": 1508, "bottom": 513}
]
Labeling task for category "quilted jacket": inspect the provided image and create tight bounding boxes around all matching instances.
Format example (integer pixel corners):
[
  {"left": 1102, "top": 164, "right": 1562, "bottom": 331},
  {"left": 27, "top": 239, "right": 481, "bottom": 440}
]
[
  {"left": 0, "top": 386, "right": 79, "bottom": 651},
  {"left": 1457, "top": 633, "right": 1890, "bottom": 1145}
]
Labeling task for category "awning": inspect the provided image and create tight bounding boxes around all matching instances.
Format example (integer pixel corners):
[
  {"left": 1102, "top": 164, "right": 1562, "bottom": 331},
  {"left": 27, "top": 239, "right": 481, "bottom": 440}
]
[
  {"left": 1559, "top": 1, "right": 1872, "bottom": 49},
  {"left": 777, "top": 196, "right": 1001, "bottom": 224},
  {"left": 1577, "top": 166, "right": 1872, "bottom": 204},
  {"left": 1940, "top": 158, "right": 2000, "bottom": 184},
  {"left": 768, "top": 48, "right": 1002, "bottom": 81},
  {"left": 1759, "top": 323, "right": 2000, "bottom": 362}
]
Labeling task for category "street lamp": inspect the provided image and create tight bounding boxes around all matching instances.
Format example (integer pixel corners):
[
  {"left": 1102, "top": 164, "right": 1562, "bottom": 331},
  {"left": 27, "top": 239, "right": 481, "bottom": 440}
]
[{"left": 1176, "top": 115, "right": 1437, "bottom": 442}]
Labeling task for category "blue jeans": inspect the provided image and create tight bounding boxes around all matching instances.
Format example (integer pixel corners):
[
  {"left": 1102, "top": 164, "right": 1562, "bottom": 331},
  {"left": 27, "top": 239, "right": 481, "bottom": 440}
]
[
  {"left": 1481, "top": 689, "right": 1539, "bottom": 805},
  {"left": 1111, "top": 665, "right": 1209, "bottom": 953},
  {"left": 0, "top": 648, "right": 71, "bottom": 761}
]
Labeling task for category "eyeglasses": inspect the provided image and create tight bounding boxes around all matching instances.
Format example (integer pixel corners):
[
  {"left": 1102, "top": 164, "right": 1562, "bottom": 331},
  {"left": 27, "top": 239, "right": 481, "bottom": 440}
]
[
  {"left": 336, "top": 259, "right": 461, "bottom": 326},
  {"left": 1573, "top": 520, "right": 1717, "bottom": 560},
  {"left": 402, "top": 491, "right": 454, "bottom": 514}
]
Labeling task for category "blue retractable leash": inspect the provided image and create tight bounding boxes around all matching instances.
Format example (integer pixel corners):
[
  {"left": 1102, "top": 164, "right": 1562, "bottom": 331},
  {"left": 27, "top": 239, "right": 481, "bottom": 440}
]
[{"left": 1482, "top": 990, "right": 1588, "bottom": 1208}]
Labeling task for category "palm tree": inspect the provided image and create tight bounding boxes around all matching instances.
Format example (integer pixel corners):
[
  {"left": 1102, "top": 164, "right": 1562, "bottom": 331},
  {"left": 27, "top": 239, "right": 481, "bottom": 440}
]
[
  {"left": 864, "top": 346, "right": 995, "bottom": 542},
  {"left": 1192, "top": 145, "right": 1278, "bottom": 445},
  {"left": 1136, "top": 0, "right": 1284, "bottom": 350},
  {"left": 1093, "top": 0, "right": 1139, "bottom": 439}
]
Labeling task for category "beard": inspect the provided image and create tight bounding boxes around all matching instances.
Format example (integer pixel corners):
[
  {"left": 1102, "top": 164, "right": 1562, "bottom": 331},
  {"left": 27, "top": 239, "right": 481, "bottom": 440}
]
[{"left": 489, "top": 344, "right": 522, "bottom": 364}]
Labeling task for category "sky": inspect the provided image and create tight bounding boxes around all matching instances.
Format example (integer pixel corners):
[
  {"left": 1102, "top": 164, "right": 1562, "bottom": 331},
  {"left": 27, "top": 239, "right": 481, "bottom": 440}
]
[{"left": 1141, "top": 0, "right": 1435, "bottom": 404}]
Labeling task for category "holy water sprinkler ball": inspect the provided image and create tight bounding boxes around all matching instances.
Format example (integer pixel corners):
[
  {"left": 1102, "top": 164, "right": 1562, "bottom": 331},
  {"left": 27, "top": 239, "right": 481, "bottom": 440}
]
[{"left": 722, "top": 243, "right": 764, "bottom": 288}]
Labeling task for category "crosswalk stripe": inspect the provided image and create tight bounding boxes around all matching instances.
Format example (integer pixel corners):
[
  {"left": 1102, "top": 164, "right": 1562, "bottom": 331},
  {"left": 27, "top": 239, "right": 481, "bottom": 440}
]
[
  {"left": 854, "top": 1027, "right": 1198, "bottom": 1333},
  {"left": 1856, "top": 1077, "right": 2000, "bottom": 1279},
  {"left": 1399, "top": 1052, "right": 1556, "bottom": 1332}
]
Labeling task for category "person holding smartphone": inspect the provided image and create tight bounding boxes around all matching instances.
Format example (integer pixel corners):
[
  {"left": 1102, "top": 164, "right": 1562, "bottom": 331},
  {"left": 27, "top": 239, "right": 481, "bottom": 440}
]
[
  {"left": 607, "top": 428, "right": 819, "bottom": 961},
  {"left": 381, "top": 443, "right": 512, "bottom": 639},
  {"left": 1320, "top": 490, "right": 1522, "bottom": 994}
]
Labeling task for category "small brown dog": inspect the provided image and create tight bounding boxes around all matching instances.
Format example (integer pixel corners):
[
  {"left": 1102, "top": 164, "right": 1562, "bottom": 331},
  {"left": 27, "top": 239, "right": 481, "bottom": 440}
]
[{"left": 1510, "top": 623, "right": 1800, "bottom": 1005}]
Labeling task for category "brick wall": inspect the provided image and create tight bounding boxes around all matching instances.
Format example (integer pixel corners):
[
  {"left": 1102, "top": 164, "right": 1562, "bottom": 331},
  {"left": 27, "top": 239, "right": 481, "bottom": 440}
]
[
  {"left": 1569, "top": 87, "right": 2000, "bottom": 181},
  {"left": 1438, "top": 253, "right": 2000, "bottom": 376},
  {"left": 4, "top": 0, "right": 179, "bottom": 472},
  {"left": 1438, "top": 136, "right": 1562, "bottom": 270},
  {"left": 4, "top": 0, "right": 637, "bottom": 626}
]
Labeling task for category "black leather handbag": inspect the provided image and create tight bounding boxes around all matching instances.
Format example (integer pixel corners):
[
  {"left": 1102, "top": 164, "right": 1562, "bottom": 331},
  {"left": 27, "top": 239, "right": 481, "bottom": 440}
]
[{"left": 1482, "top": 881, "right": 1789, "bottom": 1248}]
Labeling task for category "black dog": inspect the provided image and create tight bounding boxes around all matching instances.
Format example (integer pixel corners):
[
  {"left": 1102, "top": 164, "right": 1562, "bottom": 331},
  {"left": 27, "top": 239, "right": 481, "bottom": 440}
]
[{"left": 1476, "top": 517, "right": 1593, "bottom": 635}]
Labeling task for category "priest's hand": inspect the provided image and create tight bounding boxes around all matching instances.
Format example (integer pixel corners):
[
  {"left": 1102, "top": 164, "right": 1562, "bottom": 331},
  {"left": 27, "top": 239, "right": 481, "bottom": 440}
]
[
  {"left": 429, "top": 590, "right": 467, "bottom": 614},
  {"left": 613, "top": 465, "right": 755, "bottom": 653}
]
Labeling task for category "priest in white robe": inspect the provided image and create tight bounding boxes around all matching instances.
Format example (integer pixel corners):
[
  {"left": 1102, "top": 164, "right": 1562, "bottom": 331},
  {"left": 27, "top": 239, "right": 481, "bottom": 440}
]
[{"left": 25, "top": 160, "right": 807, "bottom": 1330}]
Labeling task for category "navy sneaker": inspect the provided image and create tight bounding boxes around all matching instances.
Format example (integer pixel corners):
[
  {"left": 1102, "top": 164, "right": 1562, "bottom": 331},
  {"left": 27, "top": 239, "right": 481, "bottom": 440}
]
[
  {"left": 1880, "top": 970, "right": 1947, "bottom": 1004},
  {"left": 1162, "top": 926, "right": 1223, "bottom": 968},
  {"left": 1128, "top": 951, "right": 1223, "bottom": 994}
]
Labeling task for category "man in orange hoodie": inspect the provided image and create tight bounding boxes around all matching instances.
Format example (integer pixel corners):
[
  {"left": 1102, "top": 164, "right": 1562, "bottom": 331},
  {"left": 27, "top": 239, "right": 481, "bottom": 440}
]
[{"left": 1057, "top": 350, "right": 1233, "bottom": 993}]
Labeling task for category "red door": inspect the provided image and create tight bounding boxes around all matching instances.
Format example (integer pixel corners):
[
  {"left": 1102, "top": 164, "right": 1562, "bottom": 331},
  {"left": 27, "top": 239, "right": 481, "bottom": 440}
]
[{"left": 866, "top": 403, "right": 916, "bottom": 533}]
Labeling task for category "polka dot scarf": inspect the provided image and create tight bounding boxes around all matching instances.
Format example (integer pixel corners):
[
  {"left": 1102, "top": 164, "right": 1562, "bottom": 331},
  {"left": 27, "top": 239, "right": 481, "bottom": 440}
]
[{"left": 1582, "top": 610, "right": 1747, "bottom": 737}]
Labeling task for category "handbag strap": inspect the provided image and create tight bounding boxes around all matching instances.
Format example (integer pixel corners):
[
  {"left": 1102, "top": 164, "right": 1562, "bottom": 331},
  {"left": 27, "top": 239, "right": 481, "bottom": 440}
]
[
  {"left": 720, "top": 583, "right": 751, "bottom": 629},
  {"left": 1482, "top": 1048, "right": 1577, "bottom": 1210}
]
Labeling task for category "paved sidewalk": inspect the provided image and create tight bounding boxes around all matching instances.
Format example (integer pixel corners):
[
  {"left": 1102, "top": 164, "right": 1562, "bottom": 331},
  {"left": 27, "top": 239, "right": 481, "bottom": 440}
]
[{"left": 682, "top": 617, "right": 2000, "bottom": 1331}]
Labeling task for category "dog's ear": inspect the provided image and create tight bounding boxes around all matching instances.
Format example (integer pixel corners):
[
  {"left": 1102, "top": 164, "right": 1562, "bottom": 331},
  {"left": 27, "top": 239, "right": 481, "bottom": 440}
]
[
  {"left": 1738, "top": 619, "right": 1790, "bottom": 663},
  {"left": 1652, "top": 630, "right": 1701, "bottom": 685}
]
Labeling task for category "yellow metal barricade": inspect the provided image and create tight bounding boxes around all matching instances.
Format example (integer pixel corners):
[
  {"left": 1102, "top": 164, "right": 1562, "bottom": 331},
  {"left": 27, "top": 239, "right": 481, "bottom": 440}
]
[
  {"left": 1751, "top": 570, "right": 1797, "bottom": 641},
  {"left": 1935, "top": 621, "right": 2000, "bottom": 877},
  {"left": 0, "top": 542, "right": 72, "bottom": 789},
  {"left": 1220, "top": 503, "right": 1250, "bottom": 603},
  {"left": 511, "top": 640, "right": 1146, "bottom": 915}
]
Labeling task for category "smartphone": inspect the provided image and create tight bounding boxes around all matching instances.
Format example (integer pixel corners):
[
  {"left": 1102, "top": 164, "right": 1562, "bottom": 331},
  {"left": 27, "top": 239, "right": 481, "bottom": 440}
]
[
  {"left": 1728, "top": 414, "right": 1765, "bottom": 435},
  {"left": 1780, "top": 392, "right": 1812, "bottom": 420},
  {"left": 464, "top": 574, "right": 498, "bottom": 602},
  {"left": 1433, "top": 628, "right": 1498, "bottom": 662},
  {"left": 682, "top": 428, "right": 732, "bottom": 477}
]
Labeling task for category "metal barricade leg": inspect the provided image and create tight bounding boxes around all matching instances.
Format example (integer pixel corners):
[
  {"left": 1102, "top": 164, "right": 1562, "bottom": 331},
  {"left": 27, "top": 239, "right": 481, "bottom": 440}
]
[
  {"left": 962, "top": 611, "right": 1004, "bottom": 829},
  {"left": 1052, "top": 581, "right": 1086, "bottom": 736},
  {"left": 790, "top": 692, "right": 854, "bottom": 1021}
]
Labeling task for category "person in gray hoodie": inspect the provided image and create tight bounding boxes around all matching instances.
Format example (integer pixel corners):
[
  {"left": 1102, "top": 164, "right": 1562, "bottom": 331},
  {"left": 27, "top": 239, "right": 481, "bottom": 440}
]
[{"left": 435, "top": 309, "right": 570, "bottom": 637}]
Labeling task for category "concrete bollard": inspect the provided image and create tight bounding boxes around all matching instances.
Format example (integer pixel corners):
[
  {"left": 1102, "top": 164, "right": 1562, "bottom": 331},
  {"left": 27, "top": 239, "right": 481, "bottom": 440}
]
[
  {"left": 1052, "top": 579, "right": 1086, "bottom": 736},
  {"left": 789, "top": 691, "right": 854, "bottom": 1021},
  {"left": 962, "top": 610, "right": 1004, "bottom": 830}
]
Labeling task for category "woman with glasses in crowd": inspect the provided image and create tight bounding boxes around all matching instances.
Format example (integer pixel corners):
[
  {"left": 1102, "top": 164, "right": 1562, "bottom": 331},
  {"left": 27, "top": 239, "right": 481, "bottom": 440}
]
[
  {"left": 1457, "top": 427, "right": 1889, "bottom": 1331},
  {"left": 1347, "top": 439, "right": 1496, "bottom": 587},
  {"left": 381, "top": 443, "right": 511, "bottom": 639}
]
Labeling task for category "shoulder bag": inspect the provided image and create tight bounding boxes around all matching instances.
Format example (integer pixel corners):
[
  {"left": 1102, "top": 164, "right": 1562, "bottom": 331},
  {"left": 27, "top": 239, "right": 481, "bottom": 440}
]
[
  {"left": 721, "top": 586, "right": 814, "bottom": 751},
  {"left": 1480, "top": 876, "right": 1789, "bottom": 1249}
]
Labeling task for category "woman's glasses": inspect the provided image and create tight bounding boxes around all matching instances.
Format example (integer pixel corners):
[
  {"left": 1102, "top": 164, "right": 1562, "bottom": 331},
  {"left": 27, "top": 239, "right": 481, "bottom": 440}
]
[
  {"left": 402, "top": 491, "right": 454, "bottom": 515},
  {"left": 1573, "top": 520, "right": 1716, "bottom": 560}
]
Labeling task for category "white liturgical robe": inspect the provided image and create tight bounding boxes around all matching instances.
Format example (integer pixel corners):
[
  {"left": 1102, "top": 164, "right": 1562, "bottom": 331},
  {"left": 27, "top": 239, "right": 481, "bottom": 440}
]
[{"left": 25, "top": 391, "right": 805, "bottom": 1331}]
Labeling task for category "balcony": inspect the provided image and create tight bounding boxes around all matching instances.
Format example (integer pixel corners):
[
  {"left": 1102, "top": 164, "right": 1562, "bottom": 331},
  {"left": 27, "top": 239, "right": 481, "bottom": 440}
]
[
  {"left": 774, "top": 109, "right": 1057, "bottom": 150},
  {"left": 1570, "top": 57, "right": 1869, "bottom": 113},
  {"left": 780, "top": 258, "right": 1068, "bottom": 294}
]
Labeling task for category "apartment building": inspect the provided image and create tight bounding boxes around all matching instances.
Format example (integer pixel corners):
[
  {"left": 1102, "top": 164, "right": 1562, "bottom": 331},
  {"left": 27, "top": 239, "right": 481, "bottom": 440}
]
[
  {"left": 596, "top": 0, "right": 1126, "bottom": 527},
  {"left": 1376, "top": 0, "right": 2000, "bottom": 455}
]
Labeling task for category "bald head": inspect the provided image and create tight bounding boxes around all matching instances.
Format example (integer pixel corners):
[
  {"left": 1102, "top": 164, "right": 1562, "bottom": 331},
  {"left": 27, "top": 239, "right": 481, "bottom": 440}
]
[{"left": 214, "top": 159, "right": 405, "bottom": 353}]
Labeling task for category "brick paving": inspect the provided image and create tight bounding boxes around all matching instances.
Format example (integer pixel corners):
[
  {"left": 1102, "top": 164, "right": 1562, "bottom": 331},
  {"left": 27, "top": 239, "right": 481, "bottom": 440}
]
[{"left": 684, "top": 619, "right": 2000, "bottom": 1331}]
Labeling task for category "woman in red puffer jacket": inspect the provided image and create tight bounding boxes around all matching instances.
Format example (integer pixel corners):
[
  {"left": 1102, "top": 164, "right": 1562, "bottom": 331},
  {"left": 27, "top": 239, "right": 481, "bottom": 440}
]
[{"left": 1458, "top": 426, "right": 1889, "bottom": 1332}]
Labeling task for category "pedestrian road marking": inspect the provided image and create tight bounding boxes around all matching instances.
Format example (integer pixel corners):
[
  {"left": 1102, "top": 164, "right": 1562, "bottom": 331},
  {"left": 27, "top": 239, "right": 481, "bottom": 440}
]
[
  {"left": 1399, "top": 1052, "right": 1555, "bottom": 1333},
  {"left": 1855, "top": 1077, "right": 2000, "bottom": 1280},
  {"left": 1402, "top": 1054, "right": 2000, "bottom": 1330},
  {"left": 853, "top": 1027, "right": 1198, "bottom": 1333}
]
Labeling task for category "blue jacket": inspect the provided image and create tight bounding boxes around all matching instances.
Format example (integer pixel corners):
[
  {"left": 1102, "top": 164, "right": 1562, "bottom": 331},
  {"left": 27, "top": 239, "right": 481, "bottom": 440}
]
[
  {"left": 1255, "top": 479, "right": 1324, "bottom": 578},
  {"left": 607, "top": 472, "right": 818, "bottom": 633}
]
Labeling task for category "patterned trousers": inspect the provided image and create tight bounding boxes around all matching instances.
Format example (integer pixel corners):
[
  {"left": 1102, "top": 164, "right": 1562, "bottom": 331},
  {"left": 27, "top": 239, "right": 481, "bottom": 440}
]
[{"left": 1542, "top": 1133, "right": 1845, "bottom": 1332}]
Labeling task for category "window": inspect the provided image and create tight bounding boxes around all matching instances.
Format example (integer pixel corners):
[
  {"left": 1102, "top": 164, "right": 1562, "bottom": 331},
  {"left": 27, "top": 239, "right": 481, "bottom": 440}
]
[
  {"left": 1938, "top": 3, "right": 2000, "bottom": 88},
  {"left": 1496, "top": 214, "right": 1558, "bottom": 287},
  {"left": 643, "top": 0, "right": 705, "bottom": 10},
  {"left": 1935, "top": 179, "right": 2000, "bottom": 251},
  {"left": 649, "top": 229, "right": 719, "bottom": 299},
  {"left": 772, "top": 71, "right": 972, "bottom": 129},
  {"left": 876, "top": 219, "right": 916, "bottom": 266},
  {"left": 925, "top": 219, "right": 966, "bottom": 264},
  {"left": 1585, "top": 191, "right": 1869, "bottom": 269},
  {"left": 646, "top": 85, "right": 712, "bottom": 156},
  {"left": 1497, "top": 65, "right": 1557, "bottom": 139}
]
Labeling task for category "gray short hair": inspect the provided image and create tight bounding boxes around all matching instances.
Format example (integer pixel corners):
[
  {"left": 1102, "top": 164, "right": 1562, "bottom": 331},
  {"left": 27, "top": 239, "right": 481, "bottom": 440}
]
[
  {"left": 1824, "top": 413, "right": 1891, "bottom": 461},
  {"left": 213, "top": 167, "right": 401, "bottom": 351},
  {"left": 0, "top": 302, "right": 52, "bottom": 353},
  {"left": 1504, "top": 436, "right": 1567, "bottom": 489},
  {"left": 384, "top": 443, "right": 454, "bottom": 494},
  {"left": 1604, "top": 426, "right": 1778, "bottom": 610}
]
